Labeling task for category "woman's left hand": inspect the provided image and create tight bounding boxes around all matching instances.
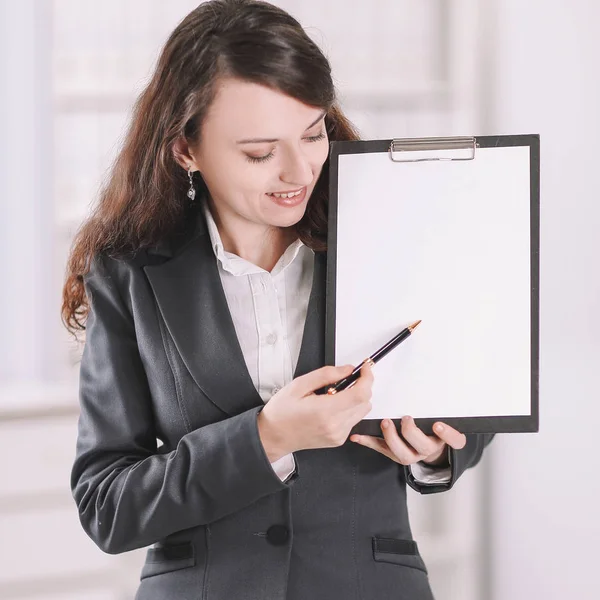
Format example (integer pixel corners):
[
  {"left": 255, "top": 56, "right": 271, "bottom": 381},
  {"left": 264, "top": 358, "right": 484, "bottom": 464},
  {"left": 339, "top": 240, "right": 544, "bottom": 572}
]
[{"left": 350, "top": 416, "right": 467, "bottom": 467}]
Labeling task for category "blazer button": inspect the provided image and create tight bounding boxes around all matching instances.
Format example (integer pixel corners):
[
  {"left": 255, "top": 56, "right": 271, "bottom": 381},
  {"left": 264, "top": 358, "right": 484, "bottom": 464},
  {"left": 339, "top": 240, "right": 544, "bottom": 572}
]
[{"left": 266, "top": 524, "right": 289, "bottom": 546}]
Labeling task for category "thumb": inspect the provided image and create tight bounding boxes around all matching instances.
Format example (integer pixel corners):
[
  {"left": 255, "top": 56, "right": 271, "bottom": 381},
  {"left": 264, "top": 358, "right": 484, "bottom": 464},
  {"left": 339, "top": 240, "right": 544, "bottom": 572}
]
[{"left": 294, "top": 364, "right": 354, "bottom": 397}]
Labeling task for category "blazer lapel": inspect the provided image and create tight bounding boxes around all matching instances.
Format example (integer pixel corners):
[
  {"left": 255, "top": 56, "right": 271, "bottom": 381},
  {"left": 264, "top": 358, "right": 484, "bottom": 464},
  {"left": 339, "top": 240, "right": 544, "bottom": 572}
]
[{"left": 143, "top": 207, "right": 327, "bottom": 417}]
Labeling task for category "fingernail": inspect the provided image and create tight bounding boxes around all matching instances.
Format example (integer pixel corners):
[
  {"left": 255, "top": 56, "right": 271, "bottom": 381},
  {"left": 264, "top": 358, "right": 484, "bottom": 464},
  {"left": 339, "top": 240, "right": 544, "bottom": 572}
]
[
  {"left": 435, "top": 424, "right": 444, "bottom": 433},
  {"left": 352, "top": 435, "right": 361, "bottom": 442},
  {"left": 382, "top": 419, "right": 389, "bottom": 429}
]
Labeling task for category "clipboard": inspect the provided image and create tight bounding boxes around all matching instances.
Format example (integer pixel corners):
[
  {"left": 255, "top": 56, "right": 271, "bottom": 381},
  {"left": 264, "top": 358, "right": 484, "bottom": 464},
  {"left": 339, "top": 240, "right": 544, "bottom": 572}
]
[{"left": 326, "top": 134, "right": 540, "bottom": 436}]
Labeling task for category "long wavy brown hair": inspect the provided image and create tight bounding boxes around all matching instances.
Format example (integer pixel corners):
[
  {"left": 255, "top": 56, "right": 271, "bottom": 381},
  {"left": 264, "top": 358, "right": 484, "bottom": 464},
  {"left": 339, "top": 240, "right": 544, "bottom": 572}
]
[{"left": 61, "top": 0, "right": 360, "bottom": 335}]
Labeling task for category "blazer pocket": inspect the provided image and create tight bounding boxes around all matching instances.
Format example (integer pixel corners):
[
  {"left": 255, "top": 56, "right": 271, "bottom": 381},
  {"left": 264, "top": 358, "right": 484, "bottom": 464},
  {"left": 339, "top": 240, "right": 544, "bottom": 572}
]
[
  {"left": 140, "top": 541, "right": 196, "bottom": 580},
  {"left": 372, "top": 536, "right": 428, "bottom": 574}
]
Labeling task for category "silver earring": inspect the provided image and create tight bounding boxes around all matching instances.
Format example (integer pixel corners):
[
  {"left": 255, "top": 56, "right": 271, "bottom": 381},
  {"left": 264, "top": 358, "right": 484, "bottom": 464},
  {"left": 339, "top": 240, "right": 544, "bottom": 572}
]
[{"left": 187, "top": 165, "right": 196, "bottom": 201}]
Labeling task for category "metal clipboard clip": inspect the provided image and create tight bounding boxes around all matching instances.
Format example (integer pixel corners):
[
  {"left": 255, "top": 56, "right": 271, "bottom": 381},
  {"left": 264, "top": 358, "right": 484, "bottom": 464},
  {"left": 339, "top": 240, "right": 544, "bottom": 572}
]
[{"left": 389, "top": 136, "right": 477, "bottom": 162}]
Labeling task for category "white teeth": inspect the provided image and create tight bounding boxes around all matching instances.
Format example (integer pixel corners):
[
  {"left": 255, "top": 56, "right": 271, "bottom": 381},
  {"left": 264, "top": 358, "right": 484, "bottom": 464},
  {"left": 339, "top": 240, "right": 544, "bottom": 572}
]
[{"left": 268, "top": 189, "right": 303, "bottom": 199}]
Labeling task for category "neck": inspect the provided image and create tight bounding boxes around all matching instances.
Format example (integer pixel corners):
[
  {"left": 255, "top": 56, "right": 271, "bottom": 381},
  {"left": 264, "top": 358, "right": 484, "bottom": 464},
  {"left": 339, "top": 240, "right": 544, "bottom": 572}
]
[{"left": 207, "top": 197, "right": 297, "bottom": 272}]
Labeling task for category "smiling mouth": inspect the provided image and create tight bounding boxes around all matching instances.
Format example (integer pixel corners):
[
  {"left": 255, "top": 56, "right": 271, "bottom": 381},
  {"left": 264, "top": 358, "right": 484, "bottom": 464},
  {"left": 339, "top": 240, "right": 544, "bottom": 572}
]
[
  {"left": 266, "top": 187, "right": 305, "bottom": 198},
  {"left": 266, "top": 186, "right": 308, "bottom": 206}
]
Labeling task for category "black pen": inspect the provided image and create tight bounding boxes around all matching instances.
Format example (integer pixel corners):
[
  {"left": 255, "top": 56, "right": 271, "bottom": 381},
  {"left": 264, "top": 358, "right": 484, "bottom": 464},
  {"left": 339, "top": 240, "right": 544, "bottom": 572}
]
[{"left": 322, "top": 320, "right": 422, "bottom": 395}]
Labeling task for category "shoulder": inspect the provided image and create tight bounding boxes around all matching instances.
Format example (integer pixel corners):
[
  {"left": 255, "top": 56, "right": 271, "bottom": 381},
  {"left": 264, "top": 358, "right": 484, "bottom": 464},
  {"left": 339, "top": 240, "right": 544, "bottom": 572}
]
[
  {"left": 86, "top": 200, "right": 207, "bottom": 284},
  {"left": 85, "top": 250, "right": 141, "bottom": 288}
]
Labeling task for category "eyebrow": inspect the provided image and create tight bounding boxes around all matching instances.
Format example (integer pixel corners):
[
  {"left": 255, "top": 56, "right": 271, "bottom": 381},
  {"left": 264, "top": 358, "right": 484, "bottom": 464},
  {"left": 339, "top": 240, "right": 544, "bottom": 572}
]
[{"left": 236, "top": 110, "right": 327, "bottom": 144}]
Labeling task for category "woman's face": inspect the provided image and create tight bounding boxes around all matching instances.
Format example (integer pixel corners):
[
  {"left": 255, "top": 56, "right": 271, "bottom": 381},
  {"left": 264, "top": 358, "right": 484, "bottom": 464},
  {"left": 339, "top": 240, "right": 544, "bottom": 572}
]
[{"left": 190, "top": 77, "right": 330, "bottom": 232}]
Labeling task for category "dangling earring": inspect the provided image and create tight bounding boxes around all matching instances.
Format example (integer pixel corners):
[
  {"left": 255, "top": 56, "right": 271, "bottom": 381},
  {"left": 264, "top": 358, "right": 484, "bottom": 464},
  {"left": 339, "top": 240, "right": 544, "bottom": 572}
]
[{"left": 187, "top": 165, "right": 196, "bottom": 201}]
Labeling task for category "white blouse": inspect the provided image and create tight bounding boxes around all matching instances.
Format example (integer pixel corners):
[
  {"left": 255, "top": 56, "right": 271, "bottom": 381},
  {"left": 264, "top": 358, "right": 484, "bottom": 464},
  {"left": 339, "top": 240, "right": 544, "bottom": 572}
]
[{"left": 202, "top": 202, "right": 451, "bottom": 485}]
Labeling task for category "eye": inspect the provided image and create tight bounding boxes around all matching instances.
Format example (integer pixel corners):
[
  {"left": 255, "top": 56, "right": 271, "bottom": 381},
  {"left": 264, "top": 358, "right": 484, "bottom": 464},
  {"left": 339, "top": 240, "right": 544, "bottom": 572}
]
[
  {"left": 306, "top": 132, "right": 326, "bottom": 143},
  {"left": 246, "top": 152, "right": 274, "bottom": 164},
  {"left": 245, "top": 131, "right": 326, "bottom": 164}
]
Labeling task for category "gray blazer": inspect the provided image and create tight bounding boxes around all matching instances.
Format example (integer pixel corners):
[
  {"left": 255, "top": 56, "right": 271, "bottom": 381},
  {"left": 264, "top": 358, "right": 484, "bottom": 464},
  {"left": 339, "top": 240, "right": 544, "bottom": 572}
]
[{"left": 71, "top": 202, "right": 494, "bottom": 600}]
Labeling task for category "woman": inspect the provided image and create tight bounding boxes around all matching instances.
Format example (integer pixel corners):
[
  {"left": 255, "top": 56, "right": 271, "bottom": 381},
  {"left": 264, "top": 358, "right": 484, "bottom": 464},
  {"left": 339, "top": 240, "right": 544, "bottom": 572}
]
[{"left": 63, "top": 1, "right": 494, "bottom": 598}]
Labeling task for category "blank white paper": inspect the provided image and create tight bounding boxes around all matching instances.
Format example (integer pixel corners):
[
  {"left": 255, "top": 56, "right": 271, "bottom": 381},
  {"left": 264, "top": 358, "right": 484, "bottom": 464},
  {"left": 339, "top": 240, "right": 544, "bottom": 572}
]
[{"left": 334, "top": 146, "right": 532, "bottom": 420}]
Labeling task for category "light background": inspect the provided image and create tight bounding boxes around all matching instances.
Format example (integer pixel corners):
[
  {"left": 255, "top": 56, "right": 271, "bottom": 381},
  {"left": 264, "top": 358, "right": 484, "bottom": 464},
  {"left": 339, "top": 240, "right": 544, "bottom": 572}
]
[{"left": 0, "top": 1, "right": 598, "bottom": 599}]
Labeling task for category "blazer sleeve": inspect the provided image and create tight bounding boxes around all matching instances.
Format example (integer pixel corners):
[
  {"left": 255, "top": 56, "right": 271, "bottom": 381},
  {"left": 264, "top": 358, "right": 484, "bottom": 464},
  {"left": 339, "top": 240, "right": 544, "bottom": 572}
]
[
  {"left": 70, "top": 255, "right": 299, "bottom": 555},
  {"left": 403, "top": 432, "right": 495, "bottom": 494}
]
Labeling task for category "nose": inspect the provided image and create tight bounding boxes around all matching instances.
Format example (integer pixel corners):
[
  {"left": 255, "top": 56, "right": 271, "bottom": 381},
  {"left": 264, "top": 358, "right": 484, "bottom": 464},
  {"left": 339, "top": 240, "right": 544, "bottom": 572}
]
[{"left": 279, "top": 145, "right": 313, "bottom": 188}]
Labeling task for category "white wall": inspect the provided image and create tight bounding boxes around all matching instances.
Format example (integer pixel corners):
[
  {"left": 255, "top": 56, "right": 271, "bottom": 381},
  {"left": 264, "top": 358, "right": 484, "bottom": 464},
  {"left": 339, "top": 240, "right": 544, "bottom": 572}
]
[
  {"left": 0, "top": 0, "right": 54, "bottom": 384},
  {"left": 487, "top": 2, "right": 600, "bottom": 599}
]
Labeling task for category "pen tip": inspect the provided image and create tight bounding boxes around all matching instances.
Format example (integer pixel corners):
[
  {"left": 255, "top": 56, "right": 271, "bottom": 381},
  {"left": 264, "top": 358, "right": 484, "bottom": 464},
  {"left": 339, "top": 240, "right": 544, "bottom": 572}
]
[{"left": 408, "top": 319, "right": 422, "bottom": 332}]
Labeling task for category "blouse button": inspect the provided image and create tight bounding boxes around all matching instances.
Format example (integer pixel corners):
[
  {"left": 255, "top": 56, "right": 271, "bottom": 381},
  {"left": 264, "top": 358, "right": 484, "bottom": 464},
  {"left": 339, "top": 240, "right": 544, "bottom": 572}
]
[{"left": 266, "top": 333, "right": 278, "bottom": 345}]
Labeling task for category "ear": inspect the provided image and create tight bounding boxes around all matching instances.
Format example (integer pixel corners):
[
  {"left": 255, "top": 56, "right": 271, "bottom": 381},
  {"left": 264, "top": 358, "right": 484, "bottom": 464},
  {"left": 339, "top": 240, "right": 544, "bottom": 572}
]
[{"left": 172, "top": 135, "right": 199, "bottom": 171}]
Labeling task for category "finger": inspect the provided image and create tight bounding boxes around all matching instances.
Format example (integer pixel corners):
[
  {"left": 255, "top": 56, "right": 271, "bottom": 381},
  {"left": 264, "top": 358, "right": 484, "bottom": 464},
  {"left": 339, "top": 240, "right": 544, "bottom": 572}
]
[
  {"left": 296, "top": 364, "right": 354, "bottom": 396},
  {"left": 344, "top": 360, "right": 374, "bottom": 401},
  {"left": 378, "top": 420, "right": 425, "bottom": 464},
  {"left": 400, "top": 416, "right": 442, "bottom": 457},
  {"left": 432, "top": 422, "right": 467, "bottom": 450}
]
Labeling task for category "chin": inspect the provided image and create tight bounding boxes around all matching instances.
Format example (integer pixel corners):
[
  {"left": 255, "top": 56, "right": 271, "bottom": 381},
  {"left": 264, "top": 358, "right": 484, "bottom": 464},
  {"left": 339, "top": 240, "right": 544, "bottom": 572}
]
[{"left": 271, "top": 205, "right": 308, "bottom": 228}]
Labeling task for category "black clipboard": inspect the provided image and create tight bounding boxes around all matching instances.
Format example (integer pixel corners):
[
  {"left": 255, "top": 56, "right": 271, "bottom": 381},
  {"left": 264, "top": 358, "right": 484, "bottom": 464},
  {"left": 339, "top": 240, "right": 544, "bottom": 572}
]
[{"left": 326, "top": 134, "right": 540, "bottom": 436}]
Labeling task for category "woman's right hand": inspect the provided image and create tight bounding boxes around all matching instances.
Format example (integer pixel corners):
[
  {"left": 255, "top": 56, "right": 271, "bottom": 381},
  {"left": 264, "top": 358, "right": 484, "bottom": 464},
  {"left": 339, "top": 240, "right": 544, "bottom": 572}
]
[{"left": 257, "top": 362, "right": 374, "bottom": 460}]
